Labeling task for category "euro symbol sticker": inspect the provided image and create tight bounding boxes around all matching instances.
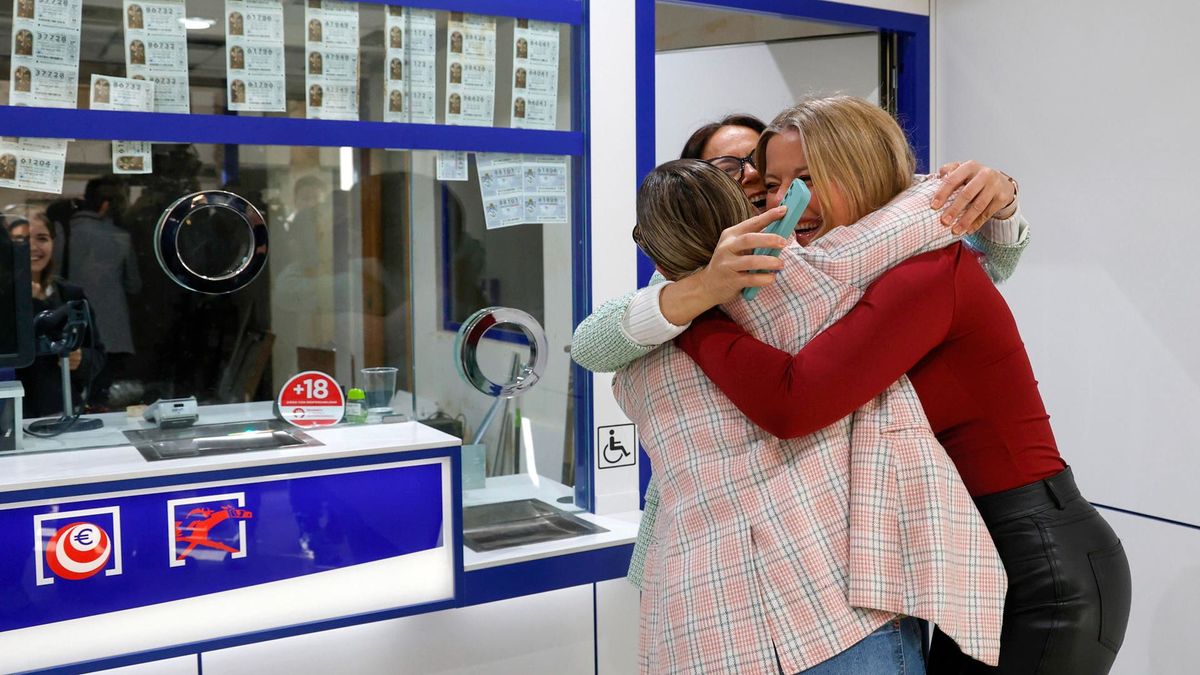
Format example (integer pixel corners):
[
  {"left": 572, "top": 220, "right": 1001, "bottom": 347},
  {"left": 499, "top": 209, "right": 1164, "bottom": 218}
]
[{"left": 73, "top": 529, "right": 94, "bottom": 546}]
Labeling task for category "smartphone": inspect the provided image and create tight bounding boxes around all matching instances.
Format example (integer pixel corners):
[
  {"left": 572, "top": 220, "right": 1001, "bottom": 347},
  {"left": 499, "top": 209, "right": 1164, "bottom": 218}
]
[{"left": 742, "top": 177, "right": 812, "bottom": 300}]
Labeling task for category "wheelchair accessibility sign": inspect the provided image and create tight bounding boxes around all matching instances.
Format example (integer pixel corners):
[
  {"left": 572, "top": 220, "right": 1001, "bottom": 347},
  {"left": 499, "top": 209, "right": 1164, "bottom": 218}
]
[{"left": 597, "top": 424, "right": 636, "bottom": 469}]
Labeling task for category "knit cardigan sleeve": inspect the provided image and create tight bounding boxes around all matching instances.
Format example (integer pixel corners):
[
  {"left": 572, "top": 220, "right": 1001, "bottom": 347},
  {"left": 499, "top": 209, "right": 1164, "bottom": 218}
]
[{"left": 570, "top": 272, "right": 668, "bottom": 373}]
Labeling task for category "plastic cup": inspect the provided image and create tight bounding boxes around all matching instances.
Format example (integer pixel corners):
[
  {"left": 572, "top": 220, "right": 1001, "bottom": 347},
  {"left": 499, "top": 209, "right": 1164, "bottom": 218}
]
[{"left": 360, "top": 367, "right": 398, "bottom": 413}]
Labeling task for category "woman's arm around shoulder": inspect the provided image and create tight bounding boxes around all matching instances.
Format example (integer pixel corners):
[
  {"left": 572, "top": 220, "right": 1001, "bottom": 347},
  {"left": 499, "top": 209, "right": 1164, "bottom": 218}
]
[
  {"left": 964, "top": 209, "right": 1031, "bottom": 283},
  {"left": 571, "top": 273, "right": 673, "bottom": 373}
]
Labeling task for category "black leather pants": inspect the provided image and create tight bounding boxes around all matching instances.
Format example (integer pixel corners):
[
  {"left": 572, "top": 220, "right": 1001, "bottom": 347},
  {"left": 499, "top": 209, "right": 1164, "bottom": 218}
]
[{"left": 927, "top": 468, "right": 1132, "bottom": 675}]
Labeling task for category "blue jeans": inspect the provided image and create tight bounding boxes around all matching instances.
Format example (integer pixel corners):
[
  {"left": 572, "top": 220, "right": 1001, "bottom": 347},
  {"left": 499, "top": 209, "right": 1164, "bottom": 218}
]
[{"left": 785, "top": 618, "right": 926, "bottom": 675}]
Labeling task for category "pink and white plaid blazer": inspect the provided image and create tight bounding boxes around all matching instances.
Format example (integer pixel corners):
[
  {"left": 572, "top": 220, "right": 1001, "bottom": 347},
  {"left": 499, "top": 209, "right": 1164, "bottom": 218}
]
[{"left": 614, "top": 178, "right": 1007, "bottom": 675}]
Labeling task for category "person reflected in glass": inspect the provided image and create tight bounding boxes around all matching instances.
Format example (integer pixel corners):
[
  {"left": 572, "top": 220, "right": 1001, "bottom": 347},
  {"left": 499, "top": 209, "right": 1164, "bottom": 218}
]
[
  {"left": 67, "top": 176, "right": 139, "bottom": 407},
  {"left": 9, "top": 215, "right": 106, "bottom": 418}
]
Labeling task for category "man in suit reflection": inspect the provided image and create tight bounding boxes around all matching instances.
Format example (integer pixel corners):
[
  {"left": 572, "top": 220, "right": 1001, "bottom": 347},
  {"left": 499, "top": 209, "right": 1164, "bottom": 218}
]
[{"left": 67, "top": 176, "right": 141, "bottom": 406}]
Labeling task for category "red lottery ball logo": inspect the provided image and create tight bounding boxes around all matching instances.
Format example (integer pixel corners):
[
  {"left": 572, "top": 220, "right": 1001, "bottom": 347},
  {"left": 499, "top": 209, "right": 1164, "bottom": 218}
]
[{"left": 46, "top": 521, "right": 111, "bottom": 580}]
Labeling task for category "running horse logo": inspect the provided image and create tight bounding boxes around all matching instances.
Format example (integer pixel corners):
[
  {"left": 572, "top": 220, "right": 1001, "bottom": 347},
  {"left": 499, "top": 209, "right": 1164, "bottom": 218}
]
[{"left": 174, "top": 504, "right": 254, "bottom": 562}]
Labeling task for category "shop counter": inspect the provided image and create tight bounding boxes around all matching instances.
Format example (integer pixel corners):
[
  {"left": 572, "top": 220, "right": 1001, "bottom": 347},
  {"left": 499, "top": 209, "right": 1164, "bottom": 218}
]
[{"left": 0, "top": 420, "right": 462, "bottom": 674}]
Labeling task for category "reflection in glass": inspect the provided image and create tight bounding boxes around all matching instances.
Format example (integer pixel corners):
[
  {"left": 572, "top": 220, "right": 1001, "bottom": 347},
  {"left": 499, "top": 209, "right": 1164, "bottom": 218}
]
[
  {"left": 1, "top": 140, "right": 580, "bottom": 511},
  {"left": 177, "top": 205, "right": 255, "bottom": 280}
]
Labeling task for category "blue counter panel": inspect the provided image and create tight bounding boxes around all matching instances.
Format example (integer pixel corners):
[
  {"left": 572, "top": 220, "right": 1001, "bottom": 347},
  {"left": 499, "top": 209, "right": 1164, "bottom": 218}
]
[{"left": 0, "top": 462, "right": 443, "bottom": 634}]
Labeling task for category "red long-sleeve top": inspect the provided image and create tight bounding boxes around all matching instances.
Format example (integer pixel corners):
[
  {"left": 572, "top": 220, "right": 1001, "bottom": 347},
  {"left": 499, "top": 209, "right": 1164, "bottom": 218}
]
[{"left": 676, "top": 243, "right": 1065, "bottom": 497}]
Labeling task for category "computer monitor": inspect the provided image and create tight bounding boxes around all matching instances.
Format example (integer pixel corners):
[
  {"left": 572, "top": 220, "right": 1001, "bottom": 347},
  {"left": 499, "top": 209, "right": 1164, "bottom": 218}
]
[{"left": 0, "top": 230, "right": 35, "bottom": 369}]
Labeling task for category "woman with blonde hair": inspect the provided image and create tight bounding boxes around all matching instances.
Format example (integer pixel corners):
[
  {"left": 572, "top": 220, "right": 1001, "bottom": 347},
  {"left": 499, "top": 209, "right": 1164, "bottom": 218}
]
[
  {"left": 622, "top": 97, "right": 1131, "bottom": 673},
  {"left": 617, "top": 97, "right": 1011, "bottom": 674}
]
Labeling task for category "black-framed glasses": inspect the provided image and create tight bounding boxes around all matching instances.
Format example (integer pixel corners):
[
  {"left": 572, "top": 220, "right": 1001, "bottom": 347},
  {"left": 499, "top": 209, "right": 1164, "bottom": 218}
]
[{"left": 707, "top": 151, "right": 756, "bottom": 182}]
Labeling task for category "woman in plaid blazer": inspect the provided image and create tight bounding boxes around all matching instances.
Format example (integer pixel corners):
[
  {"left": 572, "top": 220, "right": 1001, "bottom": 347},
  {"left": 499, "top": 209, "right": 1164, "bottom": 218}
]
[
  {"left": 604, "top": 97, "right": 1130, "bottom": 674},
  {"left": 614, "top": 98, "right": 1010, "bottom": 674}
]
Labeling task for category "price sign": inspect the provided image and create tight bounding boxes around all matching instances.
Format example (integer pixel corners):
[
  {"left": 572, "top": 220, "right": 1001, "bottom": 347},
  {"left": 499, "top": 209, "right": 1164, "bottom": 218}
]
[{"left": 278, "top": 370, "right": 345, "bottom": 428}]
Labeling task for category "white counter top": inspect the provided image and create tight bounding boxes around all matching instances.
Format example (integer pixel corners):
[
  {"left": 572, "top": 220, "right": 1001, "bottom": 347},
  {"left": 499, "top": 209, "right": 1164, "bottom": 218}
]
[
  {"left": 461, "top": 474, "right": 640, "bottom": 571},
  {"left": 0, "top": 421, "right": 461, "bottom": 496}
]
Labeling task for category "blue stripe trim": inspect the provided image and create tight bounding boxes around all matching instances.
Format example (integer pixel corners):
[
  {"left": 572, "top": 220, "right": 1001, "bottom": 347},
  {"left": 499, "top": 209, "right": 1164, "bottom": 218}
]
[
  {"left": 0, "top": 107, "right": 585, "bottom": 155},
  {"left": 356, "top": 0, "right": 584, "bottom": 25},
  {"left": 23, "top": 599, "right": 460, "bottom": 675},
  {"left": 461, "top": 543, "right": 634, "bottom": 607},
  {"left": 0, "top": 446, "right": 459, "bottom": 505},
  {"left": 669, "top": 0, "right": 926, "bottom": 32},
  {"left": 449, "top": 442, "right": 467, "bottom": 614},
  {"left": 573, "top": 6, "right": 595, "bottom": 511},
  {"left": 197, "top": 653, "right": 203, "bottom": 675},
  {"left": 1092, "top": 502, "right": 1200, "bottom": 533},
  {"left": 892, "top": 26, "right": 931, "bottom": 171},
  {"left": 634, "top": 0, "right": 657, "bottom": 287}
]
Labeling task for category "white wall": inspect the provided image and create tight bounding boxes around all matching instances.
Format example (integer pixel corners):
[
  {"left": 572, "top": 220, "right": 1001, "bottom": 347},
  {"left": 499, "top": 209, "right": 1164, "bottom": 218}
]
[
  {"left": 202, "top": 585, "right": 596, "bottom": 675},
  {"left": 935, "top": 1, "right": 1200, "bottom": 671},
  {"left": 587, "top": 0, "right": 642, "bottom": 515},
  {"left": 655, "top": 34, "right": 881, "bottom": 164}
]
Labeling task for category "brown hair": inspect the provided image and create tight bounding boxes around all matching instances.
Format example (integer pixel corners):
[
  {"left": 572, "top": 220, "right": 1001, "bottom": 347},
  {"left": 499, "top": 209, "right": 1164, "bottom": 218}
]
[
  {"left": 632, "top": 159, "right": 754, "bottom": 281},
  {"left": 755, "top": 96, "right": 914, "bottom": 233},
  {"left": 680, "top": 114, "right": 766, "bottom": 160}
]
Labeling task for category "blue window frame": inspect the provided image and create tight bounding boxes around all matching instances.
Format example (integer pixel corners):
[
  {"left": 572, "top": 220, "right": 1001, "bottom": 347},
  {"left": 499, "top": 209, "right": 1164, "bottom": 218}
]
[
  {"left": 633, "top": 0, "right": 932, "bottom": 500},
  {"left": 0, "top": 0, "right": 595, "bottom": 509}
]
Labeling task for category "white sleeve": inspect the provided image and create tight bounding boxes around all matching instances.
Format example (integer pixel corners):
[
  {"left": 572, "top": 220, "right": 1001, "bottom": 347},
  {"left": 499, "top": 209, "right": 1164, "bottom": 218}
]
[
  {"left": 619, "top": 282, "right": 690, "bottom": 346},
  {"left": 978, "top": 207, "right": 1028, "bottom": 245}
]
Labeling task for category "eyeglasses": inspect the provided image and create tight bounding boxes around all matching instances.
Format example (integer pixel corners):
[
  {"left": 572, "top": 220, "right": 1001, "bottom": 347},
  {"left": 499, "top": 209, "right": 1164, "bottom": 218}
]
[{"left": 707, "top": 151, "right": 756, "bottom": 182}]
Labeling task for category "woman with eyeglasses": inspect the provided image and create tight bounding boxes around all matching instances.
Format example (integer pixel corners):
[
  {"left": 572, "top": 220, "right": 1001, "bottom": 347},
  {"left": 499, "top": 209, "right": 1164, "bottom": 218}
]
[{"left": 572, "top": 113, "right": 1026, "bottom": 375}]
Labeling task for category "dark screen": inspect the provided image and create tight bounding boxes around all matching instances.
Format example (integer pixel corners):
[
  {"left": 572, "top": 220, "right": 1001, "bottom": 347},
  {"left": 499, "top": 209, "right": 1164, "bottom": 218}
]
[
  {"left": 0, "top": 232, "right": 34, "bottom": 369},
  {"left": 0, "top": 233, "right": 17, "bottom": 357}
]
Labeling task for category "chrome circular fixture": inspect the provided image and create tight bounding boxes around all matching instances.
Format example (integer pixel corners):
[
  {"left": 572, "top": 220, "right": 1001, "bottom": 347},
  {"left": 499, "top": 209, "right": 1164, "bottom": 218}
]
[
  {"left": 455, "top": 307, "right": 548, "bottom": 398},
  {"left": 154, "top": 190, "right": 268, "bottom": 295}
]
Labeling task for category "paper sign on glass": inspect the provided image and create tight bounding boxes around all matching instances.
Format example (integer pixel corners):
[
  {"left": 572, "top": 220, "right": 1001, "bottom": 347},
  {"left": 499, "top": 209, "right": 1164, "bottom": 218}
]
[
  {"left": 9, "top": 0, "right": 83, "bottom": 108},
  {"left": 123, "top": 0, "right": 190, "bottom": 113}
]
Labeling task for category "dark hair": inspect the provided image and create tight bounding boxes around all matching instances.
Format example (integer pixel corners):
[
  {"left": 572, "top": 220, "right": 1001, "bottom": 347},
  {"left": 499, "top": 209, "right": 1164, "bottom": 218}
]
[
  {"left": 8, "top": 213, "right": 55, "bottom": 291},
  {"left": 679, "top": 114, "right": 767, "bottom": 160},
  {"left": 84, "top": 174, "right": 126, "bottom": 213}
]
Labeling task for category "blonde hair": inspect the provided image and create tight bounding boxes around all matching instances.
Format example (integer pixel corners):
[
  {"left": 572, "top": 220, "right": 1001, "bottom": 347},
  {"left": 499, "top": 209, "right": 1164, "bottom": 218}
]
[
  {"left": 755, "top": 96, "right": 915, "bottom": 232},
  {"left": 632, "top": 159, "right": 754, "bottom": 281}
]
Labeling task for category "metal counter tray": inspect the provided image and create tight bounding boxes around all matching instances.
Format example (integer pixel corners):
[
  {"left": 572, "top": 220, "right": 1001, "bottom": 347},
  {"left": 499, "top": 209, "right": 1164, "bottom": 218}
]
[
  {"left": 125, "top": 419, "right": 322, "bottom": 462},
  {"left": 463, "top": 498, "right": 608, "bottom": 552}
]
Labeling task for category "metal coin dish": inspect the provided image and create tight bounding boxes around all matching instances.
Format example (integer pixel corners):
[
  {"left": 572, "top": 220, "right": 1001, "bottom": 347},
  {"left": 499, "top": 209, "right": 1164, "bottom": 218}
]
[
  {"left": 455, "top": 307, "right": 548, "bottom": 398},
  {"left": 153, "top": 190, "right": 268, "bottom": 295}
]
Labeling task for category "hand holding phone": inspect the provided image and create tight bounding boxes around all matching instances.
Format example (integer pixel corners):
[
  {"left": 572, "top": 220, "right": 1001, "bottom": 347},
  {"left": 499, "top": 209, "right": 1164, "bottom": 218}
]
[{"left": 742, "top": 178, "right": 812, "bottom": 300}]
